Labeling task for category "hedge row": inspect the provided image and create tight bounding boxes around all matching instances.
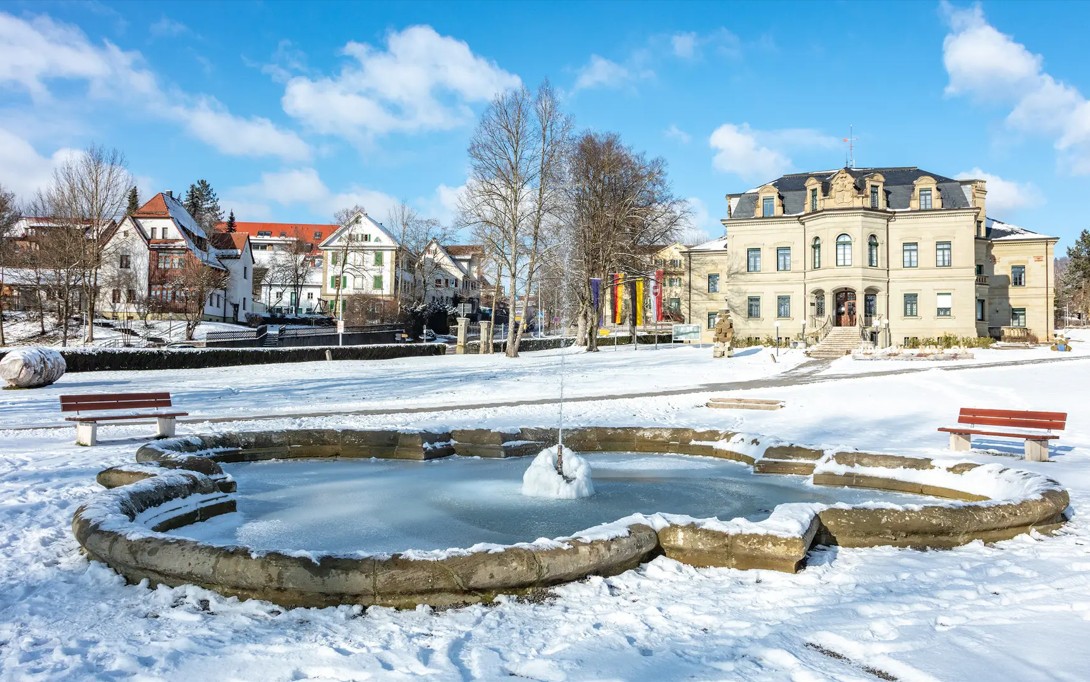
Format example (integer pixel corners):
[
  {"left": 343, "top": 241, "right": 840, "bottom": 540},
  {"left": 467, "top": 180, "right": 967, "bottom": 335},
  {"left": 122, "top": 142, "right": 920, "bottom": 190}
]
[
  {"left": 0, "top": 343, "right": 446, "bottom": 373},
  {"left": 466, "top": 332, "right": 674, "bottom": 354}
]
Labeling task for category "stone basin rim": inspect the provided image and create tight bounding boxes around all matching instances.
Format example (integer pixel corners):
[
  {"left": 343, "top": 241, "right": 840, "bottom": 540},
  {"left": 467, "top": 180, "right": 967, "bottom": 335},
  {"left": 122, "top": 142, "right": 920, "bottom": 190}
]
[{"left": 73, "top": 426, "right": 1070, "bottom": 610}]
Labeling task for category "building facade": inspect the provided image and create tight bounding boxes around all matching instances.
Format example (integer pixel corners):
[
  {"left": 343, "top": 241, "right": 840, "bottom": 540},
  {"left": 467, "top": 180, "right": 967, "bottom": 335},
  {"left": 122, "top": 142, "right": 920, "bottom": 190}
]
[
  {"left": 317, "top": 210, "right": 413, "bottom": 318},
  {"left": 225, "top": 221, "right": 336, "bottom": 315},
  {"left": 686, "top": 167, "right": 1056, "bottom": 345},
  {"left": 99, "top": 193, "right": 253, "bottom": 323}
]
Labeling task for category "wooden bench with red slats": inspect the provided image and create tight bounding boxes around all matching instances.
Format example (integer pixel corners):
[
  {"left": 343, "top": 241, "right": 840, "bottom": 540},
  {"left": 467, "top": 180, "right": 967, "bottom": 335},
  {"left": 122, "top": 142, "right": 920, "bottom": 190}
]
[
  {"left": 60, "top": 392, "right": 188, "bottom": 446},
  {"left": 938, "top": 407, "right": 1067, "bottom": 462}
]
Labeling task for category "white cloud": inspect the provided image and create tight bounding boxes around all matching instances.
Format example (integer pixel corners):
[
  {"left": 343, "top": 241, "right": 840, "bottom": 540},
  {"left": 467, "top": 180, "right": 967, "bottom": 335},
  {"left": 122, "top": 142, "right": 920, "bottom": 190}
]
[
  {"left": 671, "top": 33, "right": 697, "bottom": 59},
  {"left": 281, "top": 25, "right": 520, "bottom": 139},
  {"left": 0, "top": 12, "right": 309, "bottom": 162},
  {"left": 149, "top": 17, "right": 189, "bottom": 38},
  {"left": 956, "top": 168, "right": 1043, "bottom": 214},
  {"left": 664, "top": 124, "right": 691, "bottom": 144},
  {"left": 942, "top": 3, "right": 1090, "bottom": 174},
  {"left": 572, "top": 55, "right": 644, "bottom": 92},
  {"left": 0, "top": 128, "right": 81, "bottom": 198},
  {"left": 679, "top": 196, "right": 716, "bottom": 245},
  {"left": 228, "top": 167, "right": 399, "bottom": 223},
  {"left": 709, "top": 123, "right": 837, "bottom": 183},
  {"left": 169, "top": 100, "right": 311, "bottom": 162}
]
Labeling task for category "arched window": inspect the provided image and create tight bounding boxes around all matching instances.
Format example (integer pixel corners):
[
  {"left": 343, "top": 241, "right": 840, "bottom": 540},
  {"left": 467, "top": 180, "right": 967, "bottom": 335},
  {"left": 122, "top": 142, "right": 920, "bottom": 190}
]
[
  {"left": 868, "top": 234, "right": 879, "bottom": 267},
  {"left": 815, "top": 292, "right": 826, "bottom": 318},
  {"left": 811, "top": 237, "right": 821, "bottom": 269},
  {"left": 836, "top": 234, "right": 852, "bottom": 267}
]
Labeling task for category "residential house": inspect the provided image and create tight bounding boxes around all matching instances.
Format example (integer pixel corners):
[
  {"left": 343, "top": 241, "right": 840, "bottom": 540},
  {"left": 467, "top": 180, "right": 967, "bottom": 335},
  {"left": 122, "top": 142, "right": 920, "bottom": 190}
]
[
  {"left": 224, "top": 221, "right": 336, "bottom": 314},
  {"left": 317, "top": 210, "right": 413, "bottom": 318},
  {"left": 99, "top": 192, "right": 253, "bottom": 323}
]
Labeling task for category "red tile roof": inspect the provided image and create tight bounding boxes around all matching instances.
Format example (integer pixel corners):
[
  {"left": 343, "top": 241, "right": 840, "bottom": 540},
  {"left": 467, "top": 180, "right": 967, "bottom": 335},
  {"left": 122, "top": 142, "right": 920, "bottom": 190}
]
[
  {"left": 219, "top": 221, "right": 337, "bottom": 239},
  {"left": 209, "top": 232, "right": 248, "bottom": 251},
  {"left": 132, "top": 193, "right": 170, "bottom": 218}
]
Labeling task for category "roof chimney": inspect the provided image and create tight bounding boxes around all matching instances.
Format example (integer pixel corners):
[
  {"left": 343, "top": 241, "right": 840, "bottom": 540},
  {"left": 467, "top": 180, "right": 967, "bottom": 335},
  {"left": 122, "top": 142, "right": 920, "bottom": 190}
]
[{"left": 166, "top": 190, "right": 173, "bottom": 199}]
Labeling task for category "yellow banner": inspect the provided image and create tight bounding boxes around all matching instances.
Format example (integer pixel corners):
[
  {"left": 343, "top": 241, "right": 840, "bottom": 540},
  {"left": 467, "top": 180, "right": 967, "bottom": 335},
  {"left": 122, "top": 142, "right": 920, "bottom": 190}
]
[{"left": 635, "top": 279, "right": 644, "bottom": 326}]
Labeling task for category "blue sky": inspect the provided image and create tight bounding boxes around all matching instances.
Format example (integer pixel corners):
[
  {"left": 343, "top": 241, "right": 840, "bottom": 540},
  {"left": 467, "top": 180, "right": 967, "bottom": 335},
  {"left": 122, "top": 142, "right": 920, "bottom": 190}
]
[{"left": 2, "top": 1, "right": 1089, "bottom": 249}]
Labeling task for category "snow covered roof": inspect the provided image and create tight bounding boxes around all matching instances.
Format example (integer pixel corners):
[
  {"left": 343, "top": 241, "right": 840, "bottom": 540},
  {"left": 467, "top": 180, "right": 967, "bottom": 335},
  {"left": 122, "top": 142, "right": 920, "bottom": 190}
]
[
  {"left": 985, "top": 217, "right": 1056, "bottom": 242},
  {"left": 731, "top": 166, "right": 972, "bottom": 218},
  {"left": 689, "top": 236, "right": 728, "bottom": 252},
  {"left": 319, "top": 211, "right": 400, "bottom": 250}
]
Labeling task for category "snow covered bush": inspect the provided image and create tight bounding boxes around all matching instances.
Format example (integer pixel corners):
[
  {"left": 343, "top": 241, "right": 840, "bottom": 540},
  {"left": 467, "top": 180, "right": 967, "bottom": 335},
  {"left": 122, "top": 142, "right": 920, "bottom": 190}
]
[
  {"left": 521, "top": 445, "right": 595, "bottom": 499},
  {"left": 0, "top": 347, "right": 66, "bottom": 388}
]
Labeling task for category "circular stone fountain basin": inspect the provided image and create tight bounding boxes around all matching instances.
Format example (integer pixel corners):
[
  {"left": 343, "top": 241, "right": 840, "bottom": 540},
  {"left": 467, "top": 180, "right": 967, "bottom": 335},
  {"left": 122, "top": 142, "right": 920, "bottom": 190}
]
[
  {"left": 170, "top": 454, "right": 934, "bottom": 555},
  {"left": 75, "top": 426, "right": 1070, "bottom": 609}
]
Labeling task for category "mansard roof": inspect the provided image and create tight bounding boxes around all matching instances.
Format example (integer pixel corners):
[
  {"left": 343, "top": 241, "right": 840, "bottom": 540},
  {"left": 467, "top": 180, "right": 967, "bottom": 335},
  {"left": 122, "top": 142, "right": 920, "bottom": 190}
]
[{"left": 731, "top": 166, "right": 972, "bottom": 218}]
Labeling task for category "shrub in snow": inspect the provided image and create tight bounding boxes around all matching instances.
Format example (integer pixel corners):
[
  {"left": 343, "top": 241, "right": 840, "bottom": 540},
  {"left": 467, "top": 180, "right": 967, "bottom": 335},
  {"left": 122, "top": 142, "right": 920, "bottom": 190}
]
[
  {"left": 521, "top": 445, "right": 595, "bottom": 499},
  {"left": 21, "top": 344, "right": 445, "bottom": 373},
  {"left": 0, "top": 347, "right": 66, "bottom": 388}
]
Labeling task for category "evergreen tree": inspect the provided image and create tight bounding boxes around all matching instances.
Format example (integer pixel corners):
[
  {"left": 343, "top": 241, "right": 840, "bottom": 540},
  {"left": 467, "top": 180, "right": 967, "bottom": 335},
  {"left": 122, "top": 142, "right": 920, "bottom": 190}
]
[
  {"left": 126, "top": 186, "right": 139, "bottom": 215},
  {"left": 1067, "top": 229, "right": 1090, "bottom": 283},
  {"left": 183, "top": 183, "right": 202, "bottom": 222},
  {"left": 182, "top": 179, "right": 224, "bottom": 233},
  {"left": 226, "top": 210, "right": 236, "bottom": 232},
  {"left": 1065, "top": 229, "right": 1090, "bottom": 318}
]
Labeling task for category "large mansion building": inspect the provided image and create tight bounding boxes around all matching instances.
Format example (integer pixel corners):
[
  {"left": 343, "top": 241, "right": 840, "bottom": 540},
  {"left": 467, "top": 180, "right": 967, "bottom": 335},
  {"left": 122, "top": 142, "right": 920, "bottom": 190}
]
[{"left": 686, "top": 167, "right": 1057, "bottom": 346}]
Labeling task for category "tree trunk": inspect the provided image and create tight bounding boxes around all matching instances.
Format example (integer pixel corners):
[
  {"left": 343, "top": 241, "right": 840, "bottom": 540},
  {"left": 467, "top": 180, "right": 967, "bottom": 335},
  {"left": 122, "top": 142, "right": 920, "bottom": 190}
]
[
  {"left": 504, "top": 263, "right": 519, "bottom": 358},
  {"left": 575, "top": 303, "right": 587, "bottom": 346}
]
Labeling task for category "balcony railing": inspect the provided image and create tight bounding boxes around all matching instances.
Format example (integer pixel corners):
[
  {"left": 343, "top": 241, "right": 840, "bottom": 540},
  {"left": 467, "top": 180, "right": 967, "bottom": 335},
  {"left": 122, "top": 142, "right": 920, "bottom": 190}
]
[{"left": 975, "top": 275, "right": 989, "bottom": 286}]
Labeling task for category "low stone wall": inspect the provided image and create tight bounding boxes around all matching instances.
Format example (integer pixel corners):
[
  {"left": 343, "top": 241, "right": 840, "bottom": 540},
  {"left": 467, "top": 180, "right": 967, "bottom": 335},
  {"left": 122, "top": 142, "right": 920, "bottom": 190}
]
[{"left": 72, "top": 427, "right": 1070, "bottom": 610}]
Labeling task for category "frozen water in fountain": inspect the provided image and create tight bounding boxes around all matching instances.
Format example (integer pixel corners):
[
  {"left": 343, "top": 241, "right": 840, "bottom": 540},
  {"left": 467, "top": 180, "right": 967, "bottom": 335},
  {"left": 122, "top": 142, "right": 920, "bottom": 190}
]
[{"left": 521, "top": 445, "right": 595, "bottom": 499}]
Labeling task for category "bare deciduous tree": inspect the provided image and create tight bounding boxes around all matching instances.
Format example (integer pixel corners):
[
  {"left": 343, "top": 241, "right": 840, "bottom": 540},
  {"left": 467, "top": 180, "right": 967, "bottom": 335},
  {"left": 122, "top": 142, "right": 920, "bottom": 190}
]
[
  {"left": 266, "top": 226, "right": 320, "bottom": 314},
  {"left": 386, "top": 201, "right": 454, "bottom": 308},
  {"left": 0, "top": 185, "right": 19, "bottom": 346},
  {"left": 460, "top": 81, "right": 572, "bottom": 358},
  {"left": 566, "top": 132, "right": 689, "bottom": 351},
  {"left": 40, "top": 145, "right": 133, "bottom": 343},
  {"left": 167, "top": 254, "right": 230, "bottom": 340}
]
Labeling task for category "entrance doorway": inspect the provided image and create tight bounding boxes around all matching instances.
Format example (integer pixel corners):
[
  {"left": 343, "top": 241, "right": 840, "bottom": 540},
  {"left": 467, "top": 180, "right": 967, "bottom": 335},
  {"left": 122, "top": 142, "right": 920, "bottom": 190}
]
[{"left": 835, "top": 290, "right": 857, "bottom": 326}]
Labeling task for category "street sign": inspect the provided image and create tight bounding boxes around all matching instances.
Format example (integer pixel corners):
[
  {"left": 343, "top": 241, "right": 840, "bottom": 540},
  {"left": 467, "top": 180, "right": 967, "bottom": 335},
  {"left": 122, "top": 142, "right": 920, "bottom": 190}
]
[
  {"left": 457, "top": 303, "right": 474, "bottom": 317},
  {"left": 672, "top": 324, "right": 701, "bottom": 343},
  {"left": 336, "top": 320, "right": 346, "bottom": 334}
]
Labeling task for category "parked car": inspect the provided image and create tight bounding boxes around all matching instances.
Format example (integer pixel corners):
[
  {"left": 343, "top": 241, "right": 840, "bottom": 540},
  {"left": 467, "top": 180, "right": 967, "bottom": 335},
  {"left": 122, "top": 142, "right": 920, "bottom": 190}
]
[{"left": 419, "top": 330, "right": 437, "bottom": 342}]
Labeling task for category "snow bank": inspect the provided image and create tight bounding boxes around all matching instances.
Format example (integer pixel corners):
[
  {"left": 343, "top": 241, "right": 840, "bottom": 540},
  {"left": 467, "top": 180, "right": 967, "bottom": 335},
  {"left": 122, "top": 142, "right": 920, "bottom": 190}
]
[{"left": 521, "top": 445, "right": 595, "bottom": 499}]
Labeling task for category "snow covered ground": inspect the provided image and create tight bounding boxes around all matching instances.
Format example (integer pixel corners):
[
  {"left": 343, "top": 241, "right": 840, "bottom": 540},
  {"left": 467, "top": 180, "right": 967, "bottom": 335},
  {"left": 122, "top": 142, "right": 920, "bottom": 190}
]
[
  {"left": 1, "top": 333, "right": 1089, "bottom": 679},
  {"left": 0, "top": 312, "right": 250, "bottom": 349}
]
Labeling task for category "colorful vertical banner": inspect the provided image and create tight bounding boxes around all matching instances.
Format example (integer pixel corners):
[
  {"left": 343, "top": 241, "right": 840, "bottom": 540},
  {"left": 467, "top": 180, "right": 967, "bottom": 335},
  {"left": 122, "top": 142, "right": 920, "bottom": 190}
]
[
  {"left": 590, "top": 277, "right": 602, "bottom": 325},
  {"left": 612, "top": 273, "right": 624, "bottom": 325},
  {"left": 635, "top": 278, "right": 645, "bottom": 326},
  {"left": 653, "top": 269, "right": 664, "bottom": 322}
]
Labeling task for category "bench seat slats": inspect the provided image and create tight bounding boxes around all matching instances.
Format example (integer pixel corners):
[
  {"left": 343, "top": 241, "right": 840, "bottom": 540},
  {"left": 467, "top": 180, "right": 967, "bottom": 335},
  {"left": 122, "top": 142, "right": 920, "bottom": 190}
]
[
  {"left": 938, "top": 427, "right": 1059, "bottom": 440},
  {"left": 65, "top": 412, "right": 188, "bottom": 422}
]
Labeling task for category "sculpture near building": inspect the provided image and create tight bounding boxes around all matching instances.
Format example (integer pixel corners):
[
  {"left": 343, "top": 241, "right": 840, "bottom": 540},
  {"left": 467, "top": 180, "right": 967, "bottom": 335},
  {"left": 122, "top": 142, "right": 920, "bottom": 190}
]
[{"left": 712, "top": 309, "right": 735, "bottom": 359}]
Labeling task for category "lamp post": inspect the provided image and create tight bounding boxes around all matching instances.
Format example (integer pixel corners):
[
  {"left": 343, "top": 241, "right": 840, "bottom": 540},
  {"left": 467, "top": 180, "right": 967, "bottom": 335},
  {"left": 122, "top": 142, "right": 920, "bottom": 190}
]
[{"left": 774, "top": 320, "right": 781, "bottom": 358}]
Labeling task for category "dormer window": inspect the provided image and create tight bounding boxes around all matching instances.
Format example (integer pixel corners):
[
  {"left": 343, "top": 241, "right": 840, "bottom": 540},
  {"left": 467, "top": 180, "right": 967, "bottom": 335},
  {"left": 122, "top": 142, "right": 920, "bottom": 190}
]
[
  {"left": 870, "top": 185, "right": 879, "bottom": 209},
  {"left": 919, "top": 188, "right": 932, "bottom": 210},
  {"left": 810, "top": 188, "right": 818, "bottom": 212},
  {"left": 762, "top": 197, "right": 774, "bottom": 217}
]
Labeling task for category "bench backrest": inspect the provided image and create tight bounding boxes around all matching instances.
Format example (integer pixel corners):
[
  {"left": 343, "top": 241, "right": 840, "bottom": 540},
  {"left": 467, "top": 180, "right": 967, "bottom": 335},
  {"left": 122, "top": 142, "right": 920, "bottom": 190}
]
[
  {"left": 959, "top": 408, "right": 1067, "bottom": 432},
  {"left": 60, "top": 392, "right": 173, "bottom": 413}
]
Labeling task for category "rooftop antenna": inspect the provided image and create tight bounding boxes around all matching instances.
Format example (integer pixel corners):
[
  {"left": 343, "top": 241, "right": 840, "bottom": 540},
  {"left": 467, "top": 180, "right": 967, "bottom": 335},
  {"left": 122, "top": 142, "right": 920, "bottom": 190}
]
[{"left": 843, "top": 125, "right": 856, "bottom": 169}]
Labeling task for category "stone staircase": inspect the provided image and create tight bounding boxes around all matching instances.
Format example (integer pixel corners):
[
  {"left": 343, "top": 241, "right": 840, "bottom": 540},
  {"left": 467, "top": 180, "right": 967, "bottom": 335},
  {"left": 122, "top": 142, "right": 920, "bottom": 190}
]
[{"left": 806, "top": 326, "right": 862, "bottom": 359}]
